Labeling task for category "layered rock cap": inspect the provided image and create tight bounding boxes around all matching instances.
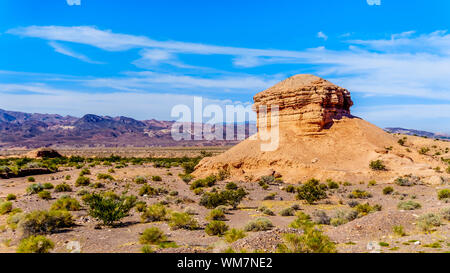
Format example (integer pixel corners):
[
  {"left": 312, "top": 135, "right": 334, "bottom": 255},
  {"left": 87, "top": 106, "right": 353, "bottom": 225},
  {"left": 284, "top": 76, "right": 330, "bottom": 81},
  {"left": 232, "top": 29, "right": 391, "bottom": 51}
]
[{"left": 253, "top": 74, "right": 353, "bottom": 133}]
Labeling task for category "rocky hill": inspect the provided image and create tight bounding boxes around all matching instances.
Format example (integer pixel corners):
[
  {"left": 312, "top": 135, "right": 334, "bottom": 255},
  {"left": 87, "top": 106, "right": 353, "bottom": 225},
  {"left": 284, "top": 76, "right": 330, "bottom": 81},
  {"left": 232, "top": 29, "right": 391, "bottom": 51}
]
[{"left": 0, "top": 109, "right": 254, "bottom": 148}]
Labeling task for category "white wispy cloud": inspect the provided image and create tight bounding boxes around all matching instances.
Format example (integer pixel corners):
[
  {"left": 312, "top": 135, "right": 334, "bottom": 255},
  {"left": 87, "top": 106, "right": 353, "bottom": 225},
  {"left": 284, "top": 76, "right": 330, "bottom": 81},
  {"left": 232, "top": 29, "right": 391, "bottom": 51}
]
[
  {"left": 317, "top": 31, "right": 328, "bottom": 41},
  {"left": 48, "top": 41, "right": 103, "bottom": 64}
]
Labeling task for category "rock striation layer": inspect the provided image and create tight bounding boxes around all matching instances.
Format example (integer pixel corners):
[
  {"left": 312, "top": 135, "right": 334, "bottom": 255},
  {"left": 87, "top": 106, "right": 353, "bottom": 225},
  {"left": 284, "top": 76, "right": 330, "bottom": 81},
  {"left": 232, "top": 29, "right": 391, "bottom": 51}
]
[{"left": 253, "top": 74, "right": 353, "bottom": 134}]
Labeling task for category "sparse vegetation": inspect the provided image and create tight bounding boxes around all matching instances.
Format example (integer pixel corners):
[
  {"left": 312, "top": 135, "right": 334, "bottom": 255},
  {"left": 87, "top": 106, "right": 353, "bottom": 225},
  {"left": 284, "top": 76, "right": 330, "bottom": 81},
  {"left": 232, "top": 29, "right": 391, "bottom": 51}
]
[
  {"left": 369, "top": 160, "right": 386, "bottom": 171},
  {"left": 139, "top": 227, "right": 167, "bottom": 245},
  {"left": 244, "top": 218, "right": 273, "bottom": 232},
  {"left": 296, "top": 179, "right": 327, "bottom": 204},
  {"left": 397, "top": 200, "right": 422, "bottom": 210},
  {"left": 168, "top": 212, "right": 198, "bottom": 230},
  {"left": 83, "top": 193, "right": 136, "bottom": 226},
  {"left": 19, "top": 210, "right": 74, "bottom": 236},
  {"left": 51, "top": 196, "right": 80, "bottom": 211},
  {"left": 75, "top": 176, "right": 90, "bottom": 187},
  {"left": 437, "top": 189, "right": 450, "bottom": 200},
  {"left": 224, "top": 228, "right": 246, "bottom": 243},
  {"left": 141, "top": 203, "right": 168, "bottom": 222},
  {"left": 55, "top": 183, "right": 72, "bottom": 192},
  {"left": 417, "top": 213, "right": 441, "bottom": 232},
  {"left": 383, "top": 186, "right": 394, "bottom": 195},
  {"left": 17, "top": 235, "right": 54, "bottom": 253},
  {"left": 205, "top": 221, "right": 229, "bottom": 236}
]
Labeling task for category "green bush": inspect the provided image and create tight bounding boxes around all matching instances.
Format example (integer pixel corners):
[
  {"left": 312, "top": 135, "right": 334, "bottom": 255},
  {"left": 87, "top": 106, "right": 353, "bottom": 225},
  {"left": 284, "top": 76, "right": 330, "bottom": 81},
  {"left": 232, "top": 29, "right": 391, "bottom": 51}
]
[
  {"left": 393, "top": 225, "right": 406, "bottom": 236},
  {"left": 277, "top": 230, "right": 336, "bottom": 253},
  {"left": 200, "top": 188, "right": 247, "bottom": 209},
  {"left": 179, "top": 173, "right": 194, "bottom": 183},
  {"left": 417, "top": 213, "right": 442, "bottom": 232},
  {"left": 135, "top": 201, "right": 147, "bottom": 213},
  {"left": 134, "top": 176, "right": 147, "bottom": 184},
  {"left": 152, "top": 176, "right": 162, "bottom": 182},
  {"left": 284, "top": 185, "right": 296, "bottom": 193},
  {"left": 6, "top": 194, "right": 16, "bottom": 201},
  {"left": 369, "top": 160, "right": 386, "bottom": 171},
  {"left": 27, "top": 177, "right": 36, "bottom": 182},
  {"left": 244, "top": 218, "right": 273, "bottom": 232},
  {"left": 394, "top": 176, "right": 420, "bottom": 187},
  {"left": 296, "top": 179, "right": 327, "bottom": 204},
  {"left": 17, "top": 235, "right": 54, "bottom": 253},
  {"left": 141, "top": 203, "right": 168, "bottom": 222},
  {"left": 168, "top": 212, "right": 198, "bottom": 230},
  {"left": 139, "top": 185, "right": 158, "bottom": 196},
  {"left": 397, "top": 200, "right": 421, "bottom": 210},
  {"left": 225, "top": 182, "right": 238, "bottom": 190},
  {"left": 190, "top": 175, "right": 217, "bottom": 190},
  {"left": 51, "top": 196, "right": 80, "bottom": 211},
  {"left": 38, "top": 191, "right": 52, "bottom": 200},
  {"left": 280, "top": 207, "right": 295, "bottom": 217},
  {"left": 440, "top": 207, "right": 450, "bottom": 221},
  {"left": 205, "top": 221, "right": 229, "bottom": 236},
  {"left": 83, "top": 193, "right": 136, "bottom": 226},
  {"left": 79, "top": 168, "right": 91, "bottom": 176},
  {"left": 97, "top": 173, "right": 114, "bottom": 180},
  {"left": 27, "top": 183, "right": 45, "bottom": 194},
  {"left": 207, "top": 208, "right": 226, "bottom": 221},
  {"left": 75, "top": 176, "right": 90, "bottom": 187},
  {"left": 139, "top": 227, "right": 167, "bottom": 245},
  {"left": 437, "top": 189, "right": 450, "bottom": 200},
  {"left": 42, "top": 183, "right": 54, "bottom": 190},
  {"left": 55, "top": 183, "right": 72, "bottom": 192},
  {"left": 348, "top": 189, "right": 372, "bottom": 199},
  {"left": 330, "top": 210, "right": 358, "bottom": 226},
  {"left": 19, "top": 210, "right": 74, "bottom": 236},
  {"left": 368, "top": 180, "right": 377, "bottom": 186},
  {"left": 355, "top": 203, "right": 378, "bottom": 216},
  {"left": 327, "top": 180, "right": 339, "bottom": 189},
  {"left": 383, "top": 186, "right": 394, "bottom": 195},
  {"left": 224, "top": 228, "right": 246, "bottom": 243},
  {"left": 0, "top": 201, "right": 13, "bottom": 215}
]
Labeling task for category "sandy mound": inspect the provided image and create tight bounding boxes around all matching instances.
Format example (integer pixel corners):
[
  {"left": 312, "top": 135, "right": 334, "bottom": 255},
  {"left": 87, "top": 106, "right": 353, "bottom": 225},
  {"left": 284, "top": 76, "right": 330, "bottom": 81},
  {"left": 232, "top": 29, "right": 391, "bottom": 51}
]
[
  {"left": 194, "top": 74, "right": 449, "bottom": 183},
  {"left": 26, "top": 148, "right": 62, "bottom": 158}
]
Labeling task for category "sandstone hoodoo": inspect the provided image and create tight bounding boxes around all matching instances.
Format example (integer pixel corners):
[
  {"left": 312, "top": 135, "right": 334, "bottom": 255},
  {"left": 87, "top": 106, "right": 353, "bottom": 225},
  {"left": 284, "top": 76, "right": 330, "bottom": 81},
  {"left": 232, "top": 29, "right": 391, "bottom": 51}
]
[
  {"left": 194, "top": 74, "right": 450, "bottom": 183},
  {"left": 253, "top": 74, "right": 353, "bottom": 134}
]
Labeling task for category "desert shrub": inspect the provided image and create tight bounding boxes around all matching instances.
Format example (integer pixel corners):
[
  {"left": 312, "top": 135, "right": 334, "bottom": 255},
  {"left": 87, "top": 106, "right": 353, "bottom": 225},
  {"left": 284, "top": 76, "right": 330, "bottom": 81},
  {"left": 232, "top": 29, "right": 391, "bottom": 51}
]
[
  {"left": 277, "top": 230, "right": 336, "bottom": 253},
  {"left": 347, "top": 200, "right": 359, "bottom": 207},
  {"left": 38, "top": 191, "right": 52, "bottom": 200},
  {"left": 169, "top": 191, "right": 178, "bottom": 196},
  {"left": 83, "top": 193, "right": 136, "bottom": 226},
  {"left": 368, "top": 180, "right": 377, "bottom": 186},
  {"left": 141, "top": 245, "right": 154, "bottom": 253},
  {"left": 207, "top": 208, "right": 226, "bottom": 221},
  {"left": 369, "top": 160, "right": 386, "bottom": 171},
  {"left": 348, "top": 189, "right": 372, "bottom": 199},
  {"left": 224, "top": 228, "right": 246, "bottom": 243},
  {"left": 296, "top": 179, "right": 327, "bottom": 204},
  {"left": 27, "top": 183, "right": 45, "bottom": 194},
  {"left": 383, "top": 186, "right": 394, "bottom": 195},
  {"left": 205, "top": 221, "right": 229, "bottom": 236},
  {"left": 217, "top": 169, "right": 230, "bottom": 181},
  {"left": 17, "top": 236, "right": 54, "bottom": 253},
  {"left": 437, "top": 189, "right": 450, "bottom": 200},
  {"left": 168, "top": 212, "right": 198, "bottom": 230},
  {"left": 289, "top": 212, "right": 313, "bottom": 229},
  {"left": 417, "top": 213, "right": 442, "bottom": 232},
  {"left": 19, "top": 210, "right": 74, "bottom": 236},
  {"left": 51, "top": 196, "right": 80, "bottom": 211},
  {"left": 330, "top": 210, "right": 358, "bottom": 226},
  {"left": 355, "top": 203, "right": 376, "bottom": 216},
  {"left": 280, "top": 207, "right": 295, "bottom": 217},
  {"left": 27, "top": 177, "right": 36, "bottom": 182},
  {"left": 393, "top": 225, "right": 406, "bottom": 236},
  {"left": 181, "top": 161, "right": 197, "bottom": 174},
  {"left": 199, "top": 188, "right": 247, "bottom": 209},
  {"left": 139, "top": 227, "right": 167, "bottom": 245},
  {"left": 141, "top": 203, "right": 168, "bottom": 222},
  {"left": 343, "top": 181, "right": 352, "bottom": 187},
  {"left": 134, "top": 176, "right": 147, "bottom": 184},
  {"left": 440, "top": 207, "right": 450, "bottom": 221},
  {"left": 263, "top": 193, "right": 277, "bottom": 200},
  {"left": 139, "top": 185, "right": 158, "bottom": 196},
  {"left": 0, "top": 201, "right": 13, "bottom": 215},
  {"left": 398, "top": 138, "right": 406, "bottom": 146},
  {"left": 42, "top": 183, "right": 54, "bottom": 190},
  {"left": 244, "top": 218, "right": 273, "bottom": 232},
  {"left": 313, "top": 211, "right": 330, "bottom": 225},
  {"left": 193, "top": 188, "right": 204, "bottom": 195},
  {"left": 97, "top": 173, "right": 114, "bottom": 181},
  {"left": 260, "top": 176, "right": 275, "bottom": 185},
  {"left": 64, "top": 175, "right": 71, "bottom": 180},
  {"left": 152, "top": 176, "right": 162, "bottom": 182},
  {"left": 6, "top": 194, "right": 16, "bottom": 201},
  {"left": 259, "top": 206, "right": 275, "bottom": 216},
  {"left": 394, "top": 176, "right": 420, "bottom": 187},
  {"left": 284, "top": 185, "right": 296, "bottom": 193},
  {"left": 179, "top": 173, "right": 194, "bottom": 183},
  {"left": 55, "top": 183, "right": 72, "bottom": 192},
  {"left": 75, "top": 176, "right": 90, "bottom": 187},
  {"left": 397, "top": 200, "right": 421, "bottom": 210},
  {"left": 90, "top": 182, "right": 104, "bottom": 189},
  {"left": 327, "top": 180, "right": 339, "bottom": 189},
  {"left": 79, "top": 168, "right": 91, "bottom": 176},
  {"left": 135, "top": 201, "right": 147, "bottom": 213},
  {"left": 225, "top": 182, "right": 238, "bottom": 190},
  {"left": 190, "top": 175, "right": 217, "bottom": 190},
  {"left": 419, "top": 147, "right": 430, "bottom": 155}
]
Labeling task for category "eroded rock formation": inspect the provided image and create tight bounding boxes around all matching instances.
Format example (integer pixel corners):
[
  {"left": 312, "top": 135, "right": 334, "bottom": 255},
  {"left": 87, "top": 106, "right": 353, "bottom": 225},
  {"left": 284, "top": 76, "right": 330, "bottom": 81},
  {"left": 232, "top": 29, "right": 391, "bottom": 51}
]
[{"left": 253, "top": 74, "right": 353, "bottom": 134}]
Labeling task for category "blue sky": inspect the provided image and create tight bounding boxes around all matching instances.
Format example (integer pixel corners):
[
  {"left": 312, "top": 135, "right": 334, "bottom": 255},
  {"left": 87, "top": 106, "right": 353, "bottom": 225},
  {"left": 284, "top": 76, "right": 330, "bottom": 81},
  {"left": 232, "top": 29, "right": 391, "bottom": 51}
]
[{"left": 0, "top": 0, "right": 450, "bottom": 133}]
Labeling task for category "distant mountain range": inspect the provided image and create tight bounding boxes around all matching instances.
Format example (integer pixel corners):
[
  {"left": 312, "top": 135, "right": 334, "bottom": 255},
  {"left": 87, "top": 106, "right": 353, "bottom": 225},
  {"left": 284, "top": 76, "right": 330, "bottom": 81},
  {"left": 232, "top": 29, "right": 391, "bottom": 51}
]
[
  {"left": 385, "top": 127, "right": 450, "bottom": 140},
  {"left": 0, "top": 109, "right": 255, "bottom": 148},
  {"left": 1, "top": 108, "right": 447, "bottom": 148}
]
